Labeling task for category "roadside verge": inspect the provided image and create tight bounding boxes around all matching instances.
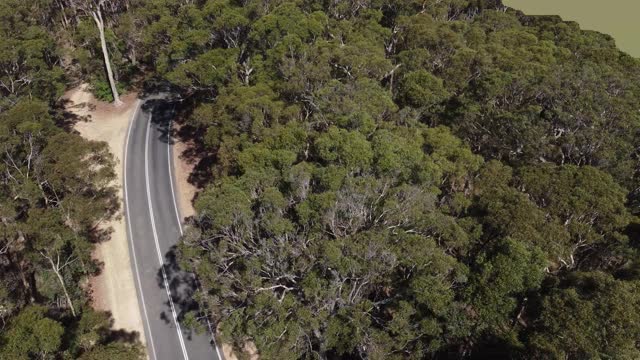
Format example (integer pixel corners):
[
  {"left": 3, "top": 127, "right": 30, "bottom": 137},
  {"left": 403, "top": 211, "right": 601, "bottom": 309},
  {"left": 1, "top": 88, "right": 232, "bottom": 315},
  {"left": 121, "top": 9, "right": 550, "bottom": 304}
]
[{"left": 65, "top": 85, "right": 147, "bottom": 346}]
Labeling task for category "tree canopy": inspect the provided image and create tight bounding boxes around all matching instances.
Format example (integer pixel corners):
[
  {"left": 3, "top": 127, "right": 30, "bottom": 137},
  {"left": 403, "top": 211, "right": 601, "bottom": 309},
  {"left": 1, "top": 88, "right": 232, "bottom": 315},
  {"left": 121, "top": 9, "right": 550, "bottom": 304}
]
[
  {"left": 3, "top": 0, "right": 640, "bottom": 359},
  {"left": 125, "top": 0, "right": 640, "bottom": 358},
  {"left": 0, "top": 1, "right": 142, "bottom": 358}
]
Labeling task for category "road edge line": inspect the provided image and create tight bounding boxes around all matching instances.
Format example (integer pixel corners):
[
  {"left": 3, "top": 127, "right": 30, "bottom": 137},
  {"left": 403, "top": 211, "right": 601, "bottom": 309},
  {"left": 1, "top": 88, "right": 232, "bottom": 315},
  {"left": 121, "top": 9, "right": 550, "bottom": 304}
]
[
  {"left": 145, "top": 114, "right": 190, "bottom": 360},
  {"left": 123, "top": 99, "right": 159, "bottom": 360},
  {"left": 167, "top": 115, "right": 226, "bottom": 360}
]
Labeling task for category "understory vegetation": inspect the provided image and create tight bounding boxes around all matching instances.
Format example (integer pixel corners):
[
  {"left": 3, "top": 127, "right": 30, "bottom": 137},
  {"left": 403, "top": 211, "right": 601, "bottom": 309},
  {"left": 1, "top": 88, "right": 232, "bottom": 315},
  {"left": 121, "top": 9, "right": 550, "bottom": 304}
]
[{"left": 3, "top": 0, "right": 640, "bottom": 359}]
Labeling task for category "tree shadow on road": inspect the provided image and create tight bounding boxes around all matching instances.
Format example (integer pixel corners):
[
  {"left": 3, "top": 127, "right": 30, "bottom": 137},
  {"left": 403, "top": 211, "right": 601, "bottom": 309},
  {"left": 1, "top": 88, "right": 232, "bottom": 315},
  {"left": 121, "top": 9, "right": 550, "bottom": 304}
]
[
  {"left": 163, "top": 99, "right": 217, "bottom": 193},
  {"left": 156, "top": 245, "right": 210, "bottom": 342},
  {"left": 143, "top": 99, "right": 173, "bottom": 146}
]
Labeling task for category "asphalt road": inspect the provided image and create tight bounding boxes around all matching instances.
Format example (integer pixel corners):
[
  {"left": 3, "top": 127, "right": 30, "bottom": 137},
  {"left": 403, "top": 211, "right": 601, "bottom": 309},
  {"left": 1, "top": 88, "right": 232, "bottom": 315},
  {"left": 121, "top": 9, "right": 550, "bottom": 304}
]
[{"left": 124, "top": 99, "right": 222, "bottom": 360}]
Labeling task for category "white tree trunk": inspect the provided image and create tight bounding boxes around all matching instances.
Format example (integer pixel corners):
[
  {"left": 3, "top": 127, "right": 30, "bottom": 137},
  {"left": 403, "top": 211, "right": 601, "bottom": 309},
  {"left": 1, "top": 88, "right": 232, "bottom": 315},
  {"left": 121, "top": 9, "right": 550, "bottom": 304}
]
[
  {"left": 92, "top": 9, "right": 122, "bottom": 106},
  {"left": 42, "top": 252, "right": 77, "bottom": 317}
]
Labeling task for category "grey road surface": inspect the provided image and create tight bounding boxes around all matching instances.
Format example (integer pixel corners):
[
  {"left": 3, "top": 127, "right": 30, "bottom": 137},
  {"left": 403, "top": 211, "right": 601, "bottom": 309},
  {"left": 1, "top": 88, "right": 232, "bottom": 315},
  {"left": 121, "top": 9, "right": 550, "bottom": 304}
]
[{"left": 124, "top": 99, "right": 222, "bottom": 360}]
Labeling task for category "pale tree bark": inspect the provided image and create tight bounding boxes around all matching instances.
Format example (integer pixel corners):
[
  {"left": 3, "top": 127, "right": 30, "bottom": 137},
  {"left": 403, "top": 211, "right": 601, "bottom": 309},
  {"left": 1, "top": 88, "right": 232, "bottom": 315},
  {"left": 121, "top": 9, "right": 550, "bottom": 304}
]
[
  {"left": 57, "top": 0, "right": 70, "bottom": 29},
  {"left": 40, "top": 250, "right": 77, "bottom": 317},
  {"left": 91, "top": 7, "right": 122, "bottom": 106}
]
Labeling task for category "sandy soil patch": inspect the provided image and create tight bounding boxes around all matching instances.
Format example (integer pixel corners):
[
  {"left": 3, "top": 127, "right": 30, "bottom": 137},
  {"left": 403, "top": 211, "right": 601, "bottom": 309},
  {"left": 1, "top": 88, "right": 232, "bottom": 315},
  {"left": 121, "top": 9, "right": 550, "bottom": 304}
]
[
  {"left": 221, "top": 342, "right": 259, "bottom": 360},
  {"left": 64, "top": 85, "right": 146, "bottom": 345}
]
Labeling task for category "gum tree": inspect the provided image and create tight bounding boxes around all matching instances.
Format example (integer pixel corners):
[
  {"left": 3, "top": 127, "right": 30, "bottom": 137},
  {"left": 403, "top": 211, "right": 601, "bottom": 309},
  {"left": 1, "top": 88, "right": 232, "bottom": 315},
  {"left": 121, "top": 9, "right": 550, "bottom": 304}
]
[{"left": 67, "top": 0, "right": 125, "bottom": 105}]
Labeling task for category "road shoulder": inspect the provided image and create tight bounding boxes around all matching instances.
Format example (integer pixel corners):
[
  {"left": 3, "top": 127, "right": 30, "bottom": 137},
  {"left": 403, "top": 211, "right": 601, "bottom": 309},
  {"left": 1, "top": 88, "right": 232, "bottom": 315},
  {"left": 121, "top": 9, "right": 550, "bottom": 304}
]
[
  {"left": 64, "top": 84, "right": 146, "bottom": 346},
  {"left": 171, "top": 124, "right": 198, "bottom": 219}
]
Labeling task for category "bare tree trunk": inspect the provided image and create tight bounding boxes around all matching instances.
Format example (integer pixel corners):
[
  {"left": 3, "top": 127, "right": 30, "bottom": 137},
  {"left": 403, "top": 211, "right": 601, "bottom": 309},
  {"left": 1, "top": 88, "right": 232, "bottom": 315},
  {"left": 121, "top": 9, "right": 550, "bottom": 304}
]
[
  {"left": 91, "top": 9, "right": 122, "bottom": 106},
  {"left": 383, "top": 63, "right": 402, "bottom": 92},
  {"left": 42, "top": 251, "right": 77, "bottom": 317},
  {"left": 53, "top": 266, "right": 76, "bottom": 317},
  {"left": 57, "top": 0, "right": 70, "bottom": 29}
]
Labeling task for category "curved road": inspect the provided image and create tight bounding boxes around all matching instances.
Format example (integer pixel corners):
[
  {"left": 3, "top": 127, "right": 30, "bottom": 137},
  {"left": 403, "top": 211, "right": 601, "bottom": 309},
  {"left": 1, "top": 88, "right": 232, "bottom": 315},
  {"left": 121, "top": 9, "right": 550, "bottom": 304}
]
[{"left": 124, "top": 98, "right": 222, "bottom": 360}]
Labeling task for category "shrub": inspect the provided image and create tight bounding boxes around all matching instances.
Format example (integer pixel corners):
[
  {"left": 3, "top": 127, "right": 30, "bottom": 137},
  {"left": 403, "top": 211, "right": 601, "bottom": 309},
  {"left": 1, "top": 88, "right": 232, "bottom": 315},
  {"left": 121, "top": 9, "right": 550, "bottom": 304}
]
[{"left": 90, "top": 78, "right": 125, "bottom": 102}]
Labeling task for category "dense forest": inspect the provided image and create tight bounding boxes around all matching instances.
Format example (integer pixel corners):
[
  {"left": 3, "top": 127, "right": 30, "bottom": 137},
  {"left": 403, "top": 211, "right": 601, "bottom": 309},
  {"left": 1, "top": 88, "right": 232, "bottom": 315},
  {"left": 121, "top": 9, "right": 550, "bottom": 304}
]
[
  {"left": 2, "top": 0, "right": 640, "bottom": 359},
  {"left": 0, "top": 0, "right": 143, "bottom": 358}
]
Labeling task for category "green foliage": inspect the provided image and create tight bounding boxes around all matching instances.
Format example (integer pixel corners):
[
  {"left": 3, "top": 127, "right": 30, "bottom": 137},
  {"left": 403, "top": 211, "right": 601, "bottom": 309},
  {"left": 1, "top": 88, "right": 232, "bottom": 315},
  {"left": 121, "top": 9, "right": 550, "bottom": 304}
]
[
  {"left": 90, "top": 78, "right": 126, "bottom": 102},
  {"left": 0, "top": 98, "right": 137, "bottom": 358},
  {"left": 398, "top": 70, "right": 449, "bottom": 108},
  {"left": 10, "top": 0, "right": 640, "bottom": 358},
  {"left": 467, "top": 237, "right": 546, "bottom": 330},
  {"left": 0, "top": 0, "right": 65, "bottom": 104},
  {"left": 0, "top": 3, "right": 142, "bottom": 357},
  {"left": 371, "top": 128, "right": 425, "bottom": 182},
  {"left": 0, "top": 306, "right": 64, "bottom": 359},
  {"left": 314, "top": 126, "right": 373, "bottom": 171},
  {"left": 70, "top": 12, "right": 132, "bottom": 91},
  {"left": 528, "top": 272, "right": 640, "bottom": 359},
  {"left": 78, "top": 343, "right": 144, "bottom": 360},
  {"left": 156, "top": 0, "right": 640, "bottom": 358},
  {"left": 166, "top": 48, "right": 240, "bottom": 91}
]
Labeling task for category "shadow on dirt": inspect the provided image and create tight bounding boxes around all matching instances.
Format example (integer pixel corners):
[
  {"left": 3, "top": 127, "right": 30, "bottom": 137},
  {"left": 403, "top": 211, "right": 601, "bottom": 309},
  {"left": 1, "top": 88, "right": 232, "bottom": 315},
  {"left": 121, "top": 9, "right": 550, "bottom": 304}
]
[{"left": 55, "top": 98, "right": 94, "bottom": 132}]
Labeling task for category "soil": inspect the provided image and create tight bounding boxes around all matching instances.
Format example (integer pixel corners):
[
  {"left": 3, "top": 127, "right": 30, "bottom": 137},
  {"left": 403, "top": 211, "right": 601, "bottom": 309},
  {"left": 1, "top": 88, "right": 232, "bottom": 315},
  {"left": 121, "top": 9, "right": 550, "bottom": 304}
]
[
  {"left": 222, "top": 342, "right": 259, "bottom": 360},
  {"left": 171, "top": 129, "right": 198, "bottom": 219},
  {"left": 64, "top": 85, "right": 146, "bottom": 346}
]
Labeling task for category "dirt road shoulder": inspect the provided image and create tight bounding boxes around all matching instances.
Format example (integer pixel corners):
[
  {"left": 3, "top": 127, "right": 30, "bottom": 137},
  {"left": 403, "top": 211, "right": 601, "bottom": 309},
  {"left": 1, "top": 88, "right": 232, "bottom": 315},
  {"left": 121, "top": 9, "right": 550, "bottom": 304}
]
[{"left": 65, "top": 85, "right": 146, "bottom": 346}]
